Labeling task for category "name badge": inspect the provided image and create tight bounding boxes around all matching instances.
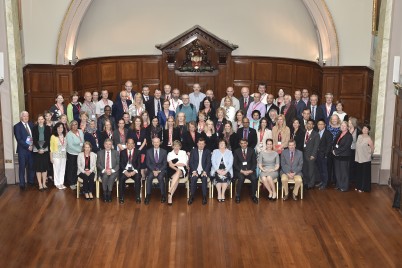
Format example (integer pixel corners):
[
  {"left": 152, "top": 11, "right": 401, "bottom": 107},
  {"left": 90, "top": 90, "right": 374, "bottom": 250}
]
[
  {"left": 137, "top": 142, "right": 141, "bottom": 146},
  {"left": 26, "top": 136, "right": 33, "bottom": 145},
  {"left": 278, "top": 142, "right": 282, "bottom": 145},
  {"left": 242, "top": 162, "right": 247, "bottom": 166},
  {"left": 304, "top": 144, "right": 306, "bottom": 147},
  {"left": 100, "top": 107, "right": 104, "bottom": 113},
  {"left": 61, "top": 147, "right": 66, "bottom": 152},
  {"left": 336, "top": 144, "right": 339, "bottom": 148},
  {"left": 91, "top": 115, "right": 96, "bottom": 119},
  {"left": 126, "top": 164, "right": 132, "bottom": 170},
  {"left": 79, "top": 143, "right": 83, "bottom": 147}
]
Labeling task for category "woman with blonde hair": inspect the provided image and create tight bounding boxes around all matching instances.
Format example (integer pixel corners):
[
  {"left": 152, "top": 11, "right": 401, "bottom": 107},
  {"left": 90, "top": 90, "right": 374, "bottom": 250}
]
[
  {"left": 141, "top": 110, "right": 150, "bottom": 128},
  {"left": 77, "top": 141, "right": 97, "bottom": 200},
  {"left": 214, "top": 107, "right": 227, "bottom": 137},
  {"left": 223, "top": 96, "right": 236, "bottom": 122},
  {"left": 129, "top": 92, "right": 146, "bottom": 118},
  {"left": 167, "top": 140, "right": 189, "bottom": 205},
  {"left": 162, "top": 116, "right": 180, "bottom": 152},
  {"left": 271, "top": 114, "right": 290, "bottom": 154},
  {"left": 200, "top": 119, "right": 218, "bottom": 152}
]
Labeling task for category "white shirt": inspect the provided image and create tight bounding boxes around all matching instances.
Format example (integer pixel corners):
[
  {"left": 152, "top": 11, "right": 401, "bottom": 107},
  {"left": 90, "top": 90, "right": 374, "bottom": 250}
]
[
  {"left": 123, "top": 149, "right": 138, "bottom": 174},
  {"left": 167, "top": 150, "right": 188, "bottom": 176},
  {"left": 22, "top": 122, "right": 32, "bottom": 136},
  {"left": 197, "top": 150, "right": 203, "bottom": 174},
  {"left": 96, "top": 99, "right": 113, "bottom": 116},
  {"left": 220, "top": 96, "right": 240, "bottom": 111},
  {"left": 169, "top": 98, "right": 183, "bottom": 112},
  {"left": 154, "top": 98, "right": 162, "bottom": 117},
  {"left": 189, "top": 92, "right": 206, "bottom": 112}
]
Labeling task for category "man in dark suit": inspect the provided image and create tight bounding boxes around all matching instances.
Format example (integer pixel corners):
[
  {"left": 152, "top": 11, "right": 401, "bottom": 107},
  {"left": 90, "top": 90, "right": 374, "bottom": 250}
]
[
  {"left": 300, "top": 108, "right": 311, "bottom": 130},
  {"left": 318, "top": 92, "right": 336, "bottom": 125},
  {"left": 236, "top": 117, "right": 257, "bottom": 149},
  {"left": 309, "top": 94, "right": 324, "bottom": 124},
  {"left": 142, "top": 84, "right": 153, "bottom": 104},
  {"left": 293, "top": 90, "right": 307, "bottom": 120},
  {"left": 265, "top": 94, "right": 280, "bottom": 116},
  {"left": 112, "top": 90, "right": 132, "bottom": 123},
  {"left": 145, "top": 137, "right": 168, "bottom": 204},
  {"left": 280, "top": 94, "right": 297, "bottom": 131},
  {"left": 280, "top": 139, "right": 303, "bottom": 201},
  {"left": 14, "top": 111, "right": 35, "bottom": 189},
  {"left": 301, "top": 88, "right": 311, "bottom": 107},
  {"left": 119, "top": 138, "right": 141, "bottom": 204},
  {"left": 161, "top": 84, "right": 172, "bottom": 101},
  {"left": 315, "top": 119, "right": 333, "bottom": 190},
  {"left": 97, "top": 139, "right": 120, "bottom": 202},
  {"left": 233, "top": 139, "right": 258, "bottom": 204},
  {"left": 302, "top": 119, "right": 320, "bottom": 189},
  {"left": 146, "top": 88, "right": 164, "bottom": 118},
  {"left": 188, "top": 138, "right": 212, "bottom": 205},
  {"left": 238, "top": 87, "right": 254, "bottom": 114}
]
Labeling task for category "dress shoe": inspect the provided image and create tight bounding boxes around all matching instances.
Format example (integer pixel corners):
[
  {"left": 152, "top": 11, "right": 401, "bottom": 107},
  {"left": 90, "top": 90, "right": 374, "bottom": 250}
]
[
  {"left": 103, "top": 196, "right": 107, "bottom": 202},
  {"left": 235, "top": 196, "right": 240, "bottom": 203},
  {"left": 167, "top": 201, "right": 173, "bottom": 206},
  {"left": 144, "top": 196, "right": 150, "bottom": 205},
  {"left": 19, "top": 185, "right": 26, "bottom": 190},
  {"left": 28, "top": 182, "right": 35, "bottom": 187},
  {"left": 340, "top": 189, "right": 348, "bottom": 192},
  {"left": 283, "top": 194, "right": 289, "bottom": 201},
  {"left": 119, "top": 198, "right": 124, "bottom": 204},
  {"left": 252, "top": 196, "right": 259, "bottom": 204},
  {"left": 202, "top": 196, "right": 207, "bottom": 205},
  {"left": 315, "top": 183, "right": 322, "bottom": 188},
  {"left": 319, "top": 186, "right": 326, "bottom": 190},
  {"left": 136, "top": 197, "right": 141, "bottom": 204},
  {"left": 161, "top": 195, "right": 167, "bottom": 203},
  {"left": 292, "top": 193, "right": 298, "bottom": 201},
  {"left": 267, "top": 195, "right": 272, "bottom": 200},
  {"left": 188, "top": 197, "right": 194, "bottom": 205}
]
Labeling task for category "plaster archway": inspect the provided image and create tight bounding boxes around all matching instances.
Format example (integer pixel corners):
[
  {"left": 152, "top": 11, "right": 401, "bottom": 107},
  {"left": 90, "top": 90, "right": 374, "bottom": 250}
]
[{"left": 56, "top": 0, "right": 339, "bottom": 66}]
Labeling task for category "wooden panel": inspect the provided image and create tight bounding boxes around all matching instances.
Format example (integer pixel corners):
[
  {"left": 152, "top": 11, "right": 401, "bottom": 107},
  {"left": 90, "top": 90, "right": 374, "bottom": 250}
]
[
  {"left": 142, "top": 61, "right": 160, "bottom": 80},
  {"left": 295, "top": 65, "right": 311, "bottom": 87},
  {"left": 30, "top": 97, "right": 55, "bottom": 118},
  {"left": 177, "top": 76, "right": 196, "bottom": 94},
  {"left": 29, "top": 71, "right": 54, "bottom": 93},
  {"left": 81, "top": 64, "right": 98, "bottom": 86},
  {"left": 121, "top": 61, "right": 139, "bottom": 81},
  {"left": 276, "top": 63, "right": 293, "bottom": 84},
  {"left": 197, "top": 76, "right": 216, "bottom": 93},
  {"left": 100, "top": 62, "right": 117, "bottom": 83},
  {"left": 254, "top": 62, "right": 273, "bottom": 82},
  {"left": 339, "top": 97, "right": 364, "bottom": 121},
  {"left": 233, "top": 60, "right": 252, "bottom": 81},
  {"left": 312, "top": 68, "right": 322, "bottom": 90},
  {"left": 55, "top": 71, "right": 72, "bottom": 93},
  {"left": 340, "top": 73, "right": 365, "bottom": 95}
]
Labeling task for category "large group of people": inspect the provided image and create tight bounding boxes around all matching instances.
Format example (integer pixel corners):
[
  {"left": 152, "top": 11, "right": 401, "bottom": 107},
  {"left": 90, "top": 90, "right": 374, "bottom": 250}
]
[{"left": 14, "top": 81, "right": 375, "bottom": 205}]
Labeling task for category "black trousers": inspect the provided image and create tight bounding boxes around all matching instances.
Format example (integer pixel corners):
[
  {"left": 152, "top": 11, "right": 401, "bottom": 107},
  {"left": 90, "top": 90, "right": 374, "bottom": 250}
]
[
  {"left": 66, "top": 153, "right": 78, "bottom": 186},
  {"left": 303, "top": 156, "right": 316, "bottom": 187},
  {"left": 316, "top": 155, "right": 329, "bottom": 187},
  {"left": 189, "top": 174, "right": 208, "bottom": 198},
  {"left": 79, "top": 172, "right": 95, "bottom": 194},
  {"left": 334, "top": 156, "right": 350, "bottom": 191},
  {"left": 146, "top": 171, "right": 166, "bottom": 196},
  {"left": 235, "top": 172, "right": 257, "bottom": 197},
  {"left": 119, "top": 173, "right": 141, "bottom": 199},
  {"left": 327, "top": 153, "right": 337, "bottom": 185}
]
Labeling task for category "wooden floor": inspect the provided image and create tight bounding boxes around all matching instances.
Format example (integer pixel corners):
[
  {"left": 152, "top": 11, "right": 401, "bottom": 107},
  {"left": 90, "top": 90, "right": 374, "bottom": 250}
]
[{"left": 0, "top": 184, "right": 401, "bottom": 268}]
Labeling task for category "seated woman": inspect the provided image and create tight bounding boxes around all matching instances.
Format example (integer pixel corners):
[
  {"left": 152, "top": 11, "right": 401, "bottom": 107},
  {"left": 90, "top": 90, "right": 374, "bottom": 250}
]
[
  {"left": 167, "top": 140, "right": 189, "bottom": 205},
  {"left": 258, "top": 139, "right": 280, "bottom": 200},
  {"left": 211, "top": 139, "right": 234, "bottom": 202},
  {"left": 182, "top": 121, "right": 200, "bottom": 154},
  {"left": 158, "top": 99, "right": 175, "bottom": 129},
  {"left": 77, "top": 141, "right": 97, "bottom": 200}
]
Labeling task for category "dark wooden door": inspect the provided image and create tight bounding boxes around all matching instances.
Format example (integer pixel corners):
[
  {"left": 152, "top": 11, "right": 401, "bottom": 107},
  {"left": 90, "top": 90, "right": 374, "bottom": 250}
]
[
  {"left": 391, "top": 90, "right": 402, "bottom": 188},
  {"left": 0, "top": 99, "right": 5, "bottom": 187}
]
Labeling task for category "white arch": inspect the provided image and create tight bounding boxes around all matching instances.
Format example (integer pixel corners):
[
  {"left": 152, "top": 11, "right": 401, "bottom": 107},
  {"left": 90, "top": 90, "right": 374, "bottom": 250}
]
[{"left": 56, "top": 0, "right": 339, "bottom": 66}]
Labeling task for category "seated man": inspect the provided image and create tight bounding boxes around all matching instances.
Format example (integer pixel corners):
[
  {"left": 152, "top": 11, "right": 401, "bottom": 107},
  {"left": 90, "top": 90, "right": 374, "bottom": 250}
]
[
  {"left": 145, "top": 137, "right": 168, "bottom": 205},
  {"left": 280, "top": 139, "right": 303, "bottom": 201},
  {"left": 188, "top": 138, "right": 212, "bottom": 205},
  {"left": 233, "top": 139, "right": 258, "bottom": 204},
  {"left": 119, "top": 138, "right": 141, "bottom": 204},
  {"left": 96, "top": 138, "right": 120, "bottom": 202}
]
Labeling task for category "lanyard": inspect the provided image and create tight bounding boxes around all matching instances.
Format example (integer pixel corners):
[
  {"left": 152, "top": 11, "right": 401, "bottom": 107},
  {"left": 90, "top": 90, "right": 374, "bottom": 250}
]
[{"left": 74, "top": 131, "right": 82, "bottom": 142}]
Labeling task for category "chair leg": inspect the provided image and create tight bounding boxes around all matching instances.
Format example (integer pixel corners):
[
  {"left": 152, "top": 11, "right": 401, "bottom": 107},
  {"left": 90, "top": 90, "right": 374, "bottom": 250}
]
[
  {"left": 186, "top": 180, "right": 189, "bottom": 199},
  {"left": 276, "top": 181, "right": 278, "bottom": 199},
  {"left": 96, "top": 180, "right": 99, "bottom": 199},
  {"left": 230, "top": 183, "right": 233, "bottom": 199},
  {"left": 76, "top": 180, "right": 80, "bottom": 199},
  {"left": 301, "top": 184, "right": 303, "bottom": 199},
  {"left": 116, "top": 180, "right": 119, "bottom": 198}
]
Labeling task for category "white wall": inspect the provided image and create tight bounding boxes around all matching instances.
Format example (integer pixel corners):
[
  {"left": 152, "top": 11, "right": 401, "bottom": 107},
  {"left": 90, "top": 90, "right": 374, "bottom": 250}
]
[
  {"left": 325, "top": 0, "right": 373, "bottom": 66},
  {"left": 20, "top": 0, "right": 373, "bottom": 66},
  {"left": 21, "top": 0, "right": 70, "bottom": 64}
]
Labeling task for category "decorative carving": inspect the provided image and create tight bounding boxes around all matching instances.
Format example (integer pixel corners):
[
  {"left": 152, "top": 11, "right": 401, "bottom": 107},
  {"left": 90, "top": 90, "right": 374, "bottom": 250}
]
[{"left": 178, "top": 40, "right": 215, "bottom": 72}]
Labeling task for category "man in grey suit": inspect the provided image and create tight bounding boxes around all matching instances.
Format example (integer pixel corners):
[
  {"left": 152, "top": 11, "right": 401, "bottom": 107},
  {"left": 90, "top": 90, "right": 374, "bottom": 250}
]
[
  {"left": 280, "top": 139, "right": 303, "bottom": 201},
  {"left": 145, "top": 137, "right": 168, "bottom": 205},
  {"left": 303, "top": 119, "right": 320, "bottom": 189},
  {"left": 97, "top": 139, "right": 120, "bottom": 202}
]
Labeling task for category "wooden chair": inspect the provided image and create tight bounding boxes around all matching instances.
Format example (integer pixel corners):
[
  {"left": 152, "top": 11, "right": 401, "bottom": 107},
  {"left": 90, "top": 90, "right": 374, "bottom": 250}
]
[
  {"left": 257, "top": 177, "right": 278, "bottom": 199},
  {"left": 234, "top": 178, "right": 258, "bottom": 198},
  {"left": 144, "top": 177, "right": 165, "bottom": 197},
  {"left": 186, "top": 176, "right": 212, "bottom": 199},
  {"left": 96, "top": 175, "right": 119, "bottom": 199},
  {"left": 124, "top": 177, "right": 142, "bottom": 198},
  {"left": 281, "top": 179, "right": 303, "bottom": 199},
  {"left": 211, "top": 182, "right": 233, "bottom": 199}
]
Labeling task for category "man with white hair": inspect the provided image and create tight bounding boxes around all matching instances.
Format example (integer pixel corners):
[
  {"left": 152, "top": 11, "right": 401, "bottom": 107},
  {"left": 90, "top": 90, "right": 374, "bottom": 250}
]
[{"left": 14, "top": 111, "right": 35, "bottom": 189}]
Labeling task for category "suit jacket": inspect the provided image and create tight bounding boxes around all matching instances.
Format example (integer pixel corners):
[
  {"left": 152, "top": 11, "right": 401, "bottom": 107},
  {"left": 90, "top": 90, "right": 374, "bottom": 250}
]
[
  {"left": 280, "top": 149, "right": 303, "bottom": 176},
  {"left": 182, "top": 131, "right": 201, "bottom": 153},
  {"left": 77, "top": 152, "right": 97, "bottom": 175},
  {"left": 14, "top": 121, "right": 35, "bottom": 153},
  {"left": 332, "top": 131, "right": 353, "bottom": 157},
  {"left": 113, "top": 128, "right": 130, "bottom": 149},
  {"left": 96, "top": 149, "right": 120, "bottom": 174},
  {"left": 291, "top": 128, "right": 305, "bottom": 152},
  {"left": 293, "top": 100, "right": 307, "bottom": 119},
  {"left": 145, "top": 125, "right": 163, "bottom": 149},
  {"left": 146, "top": 97, "right": 164, "bottom": 118},
  {"left": 318, "top": 104, "right": 336, "bottom": 125},
  {"left": 32, "top": 124, "right": 51, "bottom": 151},
  {"left": 317, "top": 129, "right": 333, "bottom": 157},
  {"left": 97, "top": 115, "right": 116, "bottom": 131},
  {"left": 84, "top": 131, "right": 101, "bottom": 153},
  {"left": 233, "top": 147, "right": 257, "bottom": 173},
  {"left": 146, "top": 147, "right": 167, "bottom": 173},
  {"left": 238, "top": 96, "right": 254, "bottom": 113},
  {"left": 280, "top": 104, "right": 297, "bottom": 131},
  {"left": 142, "top": 95, "right": 153, "bottom": 105},
  {"left": 309, "top": 105, "right": 325, "bottom": 125},
  {"left": 214, "top": 118, "right": 227, "bottom": 136},
  {"left": 119, "top": 148, "right": 141, "bottom": 175},
  {"left": 266, "top": 103, "right": 280, "bottom": 116},
  {"left": 189, "top": 147, "right": 212, "bottom": 174},
  {"left": 112, "top": 99, "right": 132, "bottom": 122},
  {"left": 115, "top": 91, "right": 136, "bottom": 103},
  {"left": 128, "top": 128, "right": 147, "bottom": 153},
  {"left": 162, "top": 128, "right": 181, "bottom": 150},
  {"left": 303, "top": 130, "right": 320, "bottom": 158},
  {"left": 236, "top": 127, "right": 257, "bottom": 149}
]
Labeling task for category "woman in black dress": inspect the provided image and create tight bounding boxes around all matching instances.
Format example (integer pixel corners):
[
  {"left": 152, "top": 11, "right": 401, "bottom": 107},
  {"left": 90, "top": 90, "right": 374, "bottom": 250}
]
[
  {"left": 222, "top": 121, "right": 239, "bottom": 151},
  {"left": 182, "top": 121, "right": 200, "bottom": 154},
  {"left": 199, "top": 97, "right": 216, "bottom": 121},
  {"left": 130, "top": 116, "right": 148, "bottom": 179},
  {"left": 146, "top": 117, "right": 163, "bottom": 149},
  {"left": 291, "top": 118, "right": 305, "bottom": 152},
  {"left": 200, "top": 119, "right": 218, "bottom": 152},
  {"left": 32, "top": 114, "right": 51, "bottom": 191},
  {"left": 99, "top": 119, "right": 113, "bottom": 150},
  {"left": 49, "top": 94, "right": 66, "bottom": 123},
  {"left": 162, "top": 115, "right": 180, "bottom": 152}
]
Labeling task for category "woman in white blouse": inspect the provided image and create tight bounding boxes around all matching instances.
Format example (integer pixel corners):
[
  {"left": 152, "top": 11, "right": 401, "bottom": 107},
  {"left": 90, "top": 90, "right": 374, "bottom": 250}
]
[
  {"left": 167, "top": 140, "right": 188, "bottom": 205},
  {"left": 223, "top": 96, "right": 236, "bottom": 122},
  {"left": 129, "top": 93, "right": 146, "bottom": 118}
]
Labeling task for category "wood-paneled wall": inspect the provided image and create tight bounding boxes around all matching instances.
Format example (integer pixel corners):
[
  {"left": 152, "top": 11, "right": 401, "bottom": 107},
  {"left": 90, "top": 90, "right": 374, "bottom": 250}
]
[{"left": 23, "top": 56, "right": 373, "bottom": 124}]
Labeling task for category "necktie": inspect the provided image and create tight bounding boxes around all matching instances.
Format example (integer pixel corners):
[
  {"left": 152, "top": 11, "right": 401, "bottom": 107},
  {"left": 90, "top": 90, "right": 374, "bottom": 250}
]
[
  {"left": 244, "top": 98, "right": 247, "bottom": 109},
  {"left": 242, "top": 149, "right": 246, "bottom": 159},
  {"left": 128, "top": 150, "right": 132, "bottom": 162},
  {"left": 243, "top": 129, "right": 248, "bottom": 139},
  {"left": 305, "top": 131, "right": 310, "bottom": 143},
  {"left": 24, "top": 123, "right": 30, "bottom": 136},
  {"left": 290, "top": 151, "right": 294, "bottom": 163},
  {"left": 155, "top": 149, "right": 159, "bottom": 162},
  {"left": 145, "top": 96, "right": 148, "bottom": 101},
  {"left": 157, "top": 100, "right": 161, "bottom": 114},
  {"left": 166, "top": 95, "right": 170, "bottom": 100},
  {"left": 106, "top": 151, "right": 110, "bottom": 170},
  {"left": 312, "top": 106, "right": 316, "bottom": 120}
]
